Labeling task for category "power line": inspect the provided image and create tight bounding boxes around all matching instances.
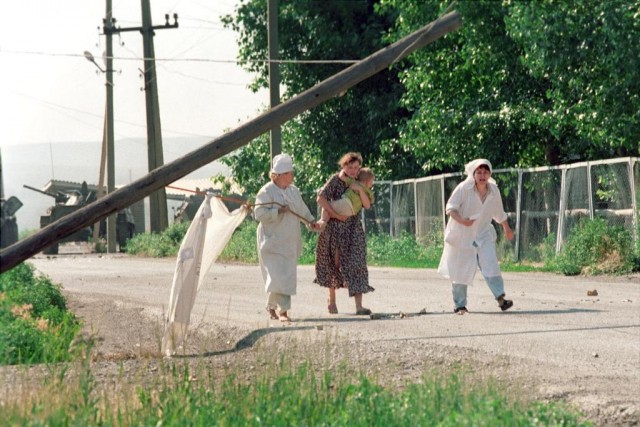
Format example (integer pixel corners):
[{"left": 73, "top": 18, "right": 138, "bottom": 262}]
[{"left": 0, "top": 49, "right": 359, "bottom": 64}]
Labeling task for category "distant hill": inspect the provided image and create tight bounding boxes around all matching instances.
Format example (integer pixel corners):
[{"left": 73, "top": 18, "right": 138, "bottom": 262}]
[{"left": 1, "top": 137, "right": 230, "bottom": 232}]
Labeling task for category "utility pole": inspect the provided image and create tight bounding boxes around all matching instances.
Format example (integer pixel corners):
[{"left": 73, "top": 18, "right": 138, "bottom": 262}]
[
  {"left": 267, "top": 0, "right": 281, "bottom": 160},
  {"left": 1, "top": 10, "right": 462, "bottom": 272},
  {"left": 104, "top": 0, "right": 117, "bottom": 252},
  {"left": 85, "top": 0, "right": 117, "bottom": 252},
  {"left": 104, "top": 0, "right": 177, "bottom": 233}
]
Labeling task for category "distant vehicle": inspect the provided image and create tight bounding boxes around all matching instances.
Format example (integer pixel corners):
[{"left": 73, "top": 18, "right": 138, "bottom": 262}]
[
  {"left": 24, "top": 182, "right": 135, "bottom": 254},
  {"left": 173, "top": 191, "right": 206, "bottom": 223},
  {"left": 172, "top": 188, "right": 243, "bottom": 223}
]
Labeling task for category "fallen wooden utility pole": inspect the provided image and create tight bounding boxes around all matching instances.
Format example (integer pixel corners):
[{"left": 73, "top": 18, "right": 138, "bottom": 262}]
[{"left": 0, "top": 11, "right": 461, "bottom": 273}]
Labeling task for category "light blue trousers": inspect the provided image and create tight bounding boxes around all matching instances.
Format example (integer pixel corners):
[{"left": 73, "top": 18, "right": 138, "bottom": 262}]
[{"left": 452, "top": 275, "right": 505, "bottom": 309}]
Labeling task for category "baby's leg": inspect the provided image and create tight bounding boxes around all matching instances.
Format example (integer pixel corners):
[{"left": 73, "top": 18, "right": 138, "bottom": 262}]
[{"left": 331, "top": 199, "right": 355, "bottom": 217}]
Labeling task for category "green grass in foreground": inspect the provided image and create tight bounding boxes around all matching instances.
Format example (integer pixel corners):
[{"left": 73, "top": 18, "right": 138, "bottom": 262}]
[
  {"left": 0, "top": 359, "right": 588, "bottom": 426},
  {"left": 0, "top": 263, "right": 81, "bottom": 366}
]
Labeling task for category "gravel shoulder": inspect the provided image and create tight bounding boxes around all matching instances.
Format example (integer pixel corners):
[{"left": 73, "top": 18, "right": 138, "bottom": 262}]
[{"left": 3, "top": 254, "right": 639, "bottom": 425}]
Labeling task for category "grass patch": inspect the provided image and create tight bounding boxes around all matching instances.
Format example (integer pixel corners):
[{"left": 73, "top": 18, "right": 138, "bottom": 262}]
[
  {"left": 367, "top": 231, "right": 442, "bottom": 268},
  {"left": 0, "top": 263, "right": 81, "bottom": 365},
  {"left": 125, "top": 221, "right": 190, "bottom": 257},
  {"left": 220, "top": 220, "right": 259, "bottom": 264},
  {"left": 127, "top": 216, "right": 640, "bottom": 276},
  {"left": 0, "top": 344, "right": 589, "bottom": 426},
  {"left": 126, "top": 220, "right": 546, "bottom": 272}
]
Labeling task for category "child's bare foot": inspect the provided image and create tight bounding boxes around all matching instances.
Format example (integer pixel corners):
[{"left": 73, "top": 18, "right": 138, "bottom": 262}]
[
  {"left": 267, "top": 308, "right": 279, "bottom": 320},
  {"left": 279, "top": 311, "right": 291, "bottom": 322}
]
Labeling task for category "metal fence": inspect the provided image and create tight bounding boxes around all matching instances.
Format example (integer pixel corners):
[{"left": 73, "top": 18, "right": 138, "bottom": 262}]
[{"left": 359, "top": 157, "right": 639, "bottom": 262}]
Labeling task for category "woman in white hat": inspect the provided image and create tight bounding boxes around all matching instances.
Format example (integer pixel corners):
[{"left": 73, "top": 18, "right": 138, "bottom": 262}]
[
  {"left": 254, "top": 153, "right": 319, "bottom": 322},
  {"left": 437, "top": 158, "right": 515, "bottom": 315}
]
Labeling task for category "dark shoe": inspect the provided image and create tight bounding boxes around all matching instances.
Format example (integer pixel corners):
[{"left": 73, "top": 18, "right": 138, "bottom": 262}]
[
  {"left": 328, "top": 303, "right": 338, "bottom": 314},
  {"left": 499, "top": 299, "right": 514, "bottom": 311},
  {"left": 454, "top": 306, "right": 468, "bottom": 315},
  {"left": 356, "top": 308, "right": 372, "bottom": 315}
]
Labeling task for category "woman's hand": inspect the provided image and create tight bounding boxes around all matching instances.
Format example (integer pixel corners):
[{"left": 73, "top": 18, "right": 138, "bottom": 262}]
[
  {"left": 501, "top": 220, "right": 514, "bottom": 240},
  {"left": 448, "top": 209, "right": 475, "bottom": 227},
  {"left": 308, "top": 221, "right": 321, "bottom": 231}
]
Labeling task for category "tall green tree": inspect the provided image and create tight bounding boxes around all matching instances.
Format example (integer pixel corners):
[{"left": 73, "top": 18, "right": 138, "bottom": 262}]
[
  {"left": 222, "top": 0, "right": 411, "bottom": 197},
  {"left": 507, "top": 0, "right": 640, "bottom": 160},
  {"left": 222, "top": 0, "right": 638, "bottom": 195},
  {"left": 380, "top": 0, "right": 639, "bottom": 172}
]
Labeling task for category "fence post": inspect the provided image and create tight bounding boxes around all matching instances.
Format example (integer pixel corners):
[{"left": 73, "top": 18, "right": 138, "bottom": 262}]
[
  {"left": 440, "top": 176, "right": 447, "bottom": 237},
  {"left": 514, "top": 169, "right": 523, "bottom": 261},
  {"left": 556, "top": 167, "right": 567, "bottom": 254},
  {"left": 413, "top": 180, "right": 418, "bottom": 239},
  {"left": 630, "top": 158, "right": 638, "bottom": 245},
  {"left": 389, "top": 182, "right": 395, "bottom": 237},
  {"left": 587, "top": 162, "right": 594, "bottom": 220}
]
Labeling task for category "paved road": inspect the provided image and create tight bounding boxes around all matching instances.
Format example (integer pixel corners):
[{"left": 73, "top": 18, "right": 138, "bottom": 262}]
[
  {"left": 27, "top": 254, "right": 640, "bottom": 424},
  {"left": 29, "top": 254, "right": 639, "bottom": 375}
]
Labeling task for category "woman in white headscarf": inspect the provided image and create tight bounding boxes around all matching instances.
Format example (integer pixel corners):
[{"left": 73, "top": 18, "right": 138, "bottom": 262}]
[
  {"left": 254, "top": 153, "right": 319, "bottom": 322},
  {"left": 437, "top": 159, "right": 514, "bottom": 315}
]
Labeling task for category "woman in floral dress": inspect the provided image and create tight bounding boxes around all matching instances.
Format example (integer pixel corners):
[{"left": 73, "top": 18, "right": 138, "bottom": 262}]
[{"left": 315, "top": 152, "right": 374, "bottom": 315}]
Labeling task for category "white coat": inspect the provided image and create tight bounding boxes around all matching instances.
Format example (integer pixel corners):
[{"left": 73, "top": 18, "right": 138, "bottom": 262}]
[
  {"left": 437, "top": 179, "right": 508, "bottom": 285},
  {"left": 254, "top": 181, "right": 315, "bottom": 296}
]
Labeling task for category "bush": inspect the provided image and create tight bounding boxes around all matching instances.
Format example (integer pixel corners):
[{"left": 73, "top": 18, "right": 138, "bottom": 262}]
[
  {"left": 548, "top": 218, "right": 638, "bottom": 275},
  {"left": 0, "top": 263, "right": 81, "bottom": 365},
  {"left": 220, "top": 220, "right": 318, "bottom": 264},
  {"left": 125, "top": 221, "right": 191, "bottom": 257},
  {"left": 367, "top": 231, "right": 442, "bottom": 268},
  {"left": 219, "top": 220, "right": 259, "bottom": 263}
]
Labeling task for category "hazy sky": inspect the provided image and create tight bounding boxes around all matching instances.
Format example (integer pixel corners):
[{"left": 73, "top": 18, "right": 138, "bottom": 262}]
[{"left": 0, "top": 0, "right": 267, "bottom": 148}]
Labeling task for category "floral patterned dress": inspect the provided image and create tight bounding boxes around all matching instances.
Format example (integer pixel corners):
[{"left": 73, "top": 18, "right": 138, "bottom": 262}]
[{"left": 315, "top": 174, "right": 374, "bottom": 297}]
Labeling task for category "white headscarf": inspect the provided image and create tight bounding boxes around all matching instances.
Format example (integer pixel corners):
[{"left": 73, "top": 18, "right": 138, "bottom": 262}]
[
  {"left": 271, "top": 154, "right": 294, "bottom": 174},
  {"left": 462, "top": 158, "right": 496, "bottom": 188}
]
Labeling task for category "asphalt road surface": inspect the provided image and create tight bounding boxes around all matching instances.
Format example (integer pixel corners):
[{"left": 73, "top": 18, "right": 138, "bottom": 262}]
[{"left": 25, "top": 253, "right": 640, "bottom": 425}]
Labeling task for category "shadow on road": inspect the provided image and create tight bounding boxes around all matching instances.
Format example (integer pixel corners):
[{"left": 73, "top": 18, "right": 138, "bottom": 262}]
[{"left": 175, "top": 325, "right": 316, "bottom": 358}]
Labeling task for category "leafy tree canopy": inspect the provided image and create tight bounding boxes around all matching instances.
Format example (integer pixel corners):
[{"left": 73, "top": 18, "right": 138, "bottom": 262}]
[
  {"left": 380, "top": 0, "right": 639, "bottom": 172},
  {"left": 221, "top": 0, "right": 410, "bottom": 197},
  {"left": 221, "top": 0, "right": 639, "bottom": 197}
]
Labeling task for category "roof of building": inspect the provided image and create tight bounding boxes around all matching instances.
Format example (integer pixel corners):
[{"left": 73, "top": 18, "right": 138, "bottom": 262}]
[{"left": 40, "top": 178, "right": 242, "bottom": 201}]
